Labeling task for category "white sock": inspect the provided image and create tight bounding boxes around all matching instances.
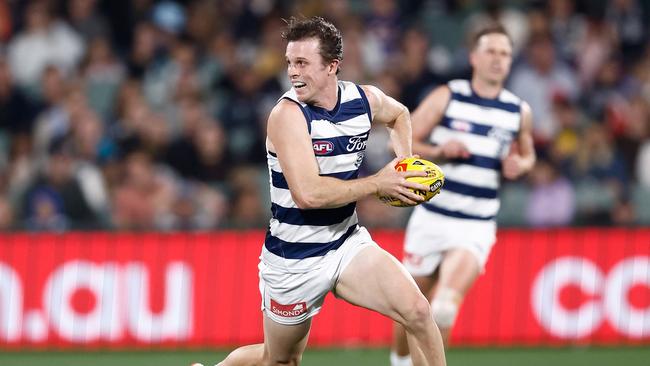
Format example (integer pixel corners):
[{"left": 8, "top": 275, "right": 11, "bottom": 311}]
[{"left": 390, "top": 351, "right": 412, "bottom": 366}]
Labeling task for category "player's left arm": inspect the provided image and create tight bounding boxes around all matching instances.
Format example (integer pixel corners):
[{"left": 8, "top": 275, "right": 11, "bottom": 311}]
[
  {"left": 503, "top": 101, "right": 536, "bottom": 180},
  {"left": 360, "top": 84, "right": 412, "bottom": 158}
]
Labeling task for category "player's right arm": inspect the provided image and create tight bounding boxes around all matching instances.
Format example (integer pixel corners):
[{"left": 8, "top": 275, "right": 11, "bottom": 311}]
[
  {"left": 267, "top": 100, "right": 427, "bottom": 209},
  {"left": 411, "top": 85, "right": 470, "bottom": 160}
]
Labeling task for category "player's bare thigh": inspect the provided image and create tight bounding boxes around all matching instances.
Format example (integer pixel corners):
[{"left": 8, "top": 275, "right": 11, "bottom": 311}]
[
  {"left": 263, "top": 314, "right": 312, "bottom": 365},
  {"left": 333, "top": 245, "right": 424, "bottom": 322}
]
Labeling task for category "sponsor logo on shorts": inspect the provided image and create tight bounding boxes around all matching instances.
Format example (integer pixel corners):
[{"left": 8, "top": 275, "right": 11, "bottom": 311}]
[
  {"left": 404, "top": 252, "right": 423, "bottom": 266},
  {"left": 270, "top": 299, "right": 307, "bottom": 318}
]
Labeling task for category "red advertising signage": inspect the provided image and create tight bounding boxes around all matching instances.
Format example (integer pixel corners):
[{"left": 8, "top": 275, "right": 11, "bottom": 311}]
[{"left": 0, "top": 229, "right": 648, "bottom": 348}]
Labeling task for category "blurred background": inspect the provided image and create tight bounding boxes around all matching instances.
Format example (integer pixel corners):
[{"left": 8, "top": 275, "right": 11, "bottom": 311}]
[{"left": 0, "top": 0, "right": 649, "bottom": 365}]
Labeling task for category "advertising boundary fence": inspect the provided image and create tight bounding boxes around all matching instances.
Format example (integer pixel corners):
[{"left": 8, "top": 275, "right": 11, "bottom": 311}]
[{"left": 0, "top": 229, "right": 648, "bottom": 348}]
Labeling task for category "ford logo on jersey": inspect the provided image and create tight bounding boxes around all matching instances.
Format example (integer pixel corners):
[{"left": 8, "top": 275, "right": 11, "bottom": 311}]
[
  {"left": 313, "top": 141, "right": 334, "bottom": 155},
  {"left": 346, "top": 134, "right": 368, "bottom": 152}
]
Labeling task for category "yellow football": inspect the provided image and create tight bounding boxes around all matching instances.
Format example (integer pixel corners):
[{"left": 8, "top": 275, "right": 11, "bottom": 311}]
[{"left": 377, "top": 157, "right": 445, "bottom": 207}]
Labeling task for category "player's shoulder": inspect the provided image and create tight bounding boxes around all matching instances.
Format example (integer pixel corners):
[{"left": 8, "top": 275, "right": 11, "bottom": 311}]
[
  {"left": 269, "top": 98, "right": 306, "bottom": 124},
  {"left": 447, "top": 79, "right": 471, "bottom": 95},
  {"left": 498, "top": 87, "right": 523, "bottom": 106}
]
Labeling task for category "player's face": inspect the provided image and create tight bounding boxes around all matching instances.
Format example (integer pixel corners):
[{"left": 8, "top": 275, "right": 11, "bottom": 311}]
[
  {"left": 285, "top": 38, "right": 335, "bottom": 103},
  {"left": 470, "top": 33, "right": 513, "bottom": 85}
]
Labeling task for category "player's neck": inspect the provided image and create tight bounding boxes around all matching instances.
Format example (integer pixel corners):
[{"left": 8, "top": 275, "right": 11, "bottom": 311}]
[
  {"left": 471, "top": 78, "right": 502, "bottom": 99},
  {"left": 312, "top": 79, "right": 339, "bottom": 111}
]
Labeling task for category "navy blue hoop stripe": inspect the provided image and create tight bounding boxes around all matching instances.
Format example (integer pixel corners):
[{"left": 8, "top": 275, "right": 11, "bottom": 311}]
[
  {"left": 271, "top": 169, "right": 359, "bottom": 190},
  {"left": 422, "top": 202, "right": 495, "bottom": 220},
  {"left": 448, "top": 154, "right": 502, "bottom": 170},
  {"left": 451, "top": 92, "right": 520, "bottom": 113},
  {"left": 265, "top": 224, "right": 358, "bottom": 259},
  {"left": 271, "top": 202, "right": 356, "bottom": 226},
  {"left": 310, "top": 99, "right": 367, "bottom": 123},
  {"left": 439, "top": 116, "right": 518, "bottom": 137},
  {"left": 442, "top": 179, "right": 498, "bottom": 199}
]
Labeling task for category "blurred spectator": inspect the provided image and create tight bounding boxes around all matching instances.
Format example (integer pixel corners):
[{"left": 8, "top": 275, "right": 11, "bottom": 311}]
[
  {"left": 574, "top": 16, "right": 617, "bottom": 89},
  {"left": 606, "top": 0, "right": 647, "bottom": 65},
  {"left": 217, "top": 64, "right": 278, "bottom": 164},
  {"left": 362, "top": 0, "right": 402, "bottom": 75},
  {"left": 81, "top": 36, "right": 125, "bottom": 120},
  {"left": 570, "top": 124, "right": 628, "bottom": 225},
  {"left": 0, "top": 196, "right": 13, "bottom": 230},
  {"left": 465, "top": 0, "right": 529, "bottom": 56},
  {"left": 0, "top": 53, "right": 40, "bottom": 135},
  {"left": 165, "top": 95, "right": 231, "bottom": 183},
  {"left": 226, "top": 166, "right": 268, "bottom": 228},
  {"left": 127, "top": 21, "right": 159, "bottom": 79},
  {"left": 548, "top": 96, "right": 585, "bottom": 172},
  {"left": 547, "top": 0, "right": 585, "bottom": 62},
  {"left": 398, "top": 27, "right": 444, "bottom": 111},
  {"left": 637, "top": 141, "right": 650, "bottom": 187},
  {"left": 509, "top": 33, "right": 579, "bottom": 144},
  {"left": 7, "top": 0, "right": 84, "bottom": 93},
  {"left": 525, "top": 158, "right": 575, "bottom": 227},
  {"left": 581, "top": 56, "right": 626, "bottom": 121},
  {"left": 0, "top": 0, "right": 648, "bottom": 230},
  {"left": 32, "top": 66, "right": 73, "bottom": 156},
  {"left": 20, "top": 138, "right": 106, "bottom": 230},
  {"left": 111, "top": 150, "right": 177, "bottom": 230},
  {"left": 0, "top": 0, "right": 12, "bottom": 42},
  {"left": 67, "top": 0, "right": 109, "bottom": 41}
]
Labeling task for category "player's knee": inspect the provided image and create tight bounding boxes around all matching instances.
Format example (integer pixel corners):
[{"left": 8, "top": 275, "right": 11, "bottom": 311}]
[
  {"left": 402, "top": 295, "right": 433, "bottom": 332},
  {"left": 431, "top": 288, "right": 461, "bottom": 329}
]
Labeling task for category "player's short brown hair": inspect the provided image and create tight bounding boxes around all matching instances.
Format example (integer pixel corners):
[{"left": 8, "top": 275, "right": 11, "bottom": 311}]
[
  {"left": 282, "top": 16, "right": 343, "bottom": 70},
  {"left": 470, "top": 23, "right": 513, "bottom": 50}
]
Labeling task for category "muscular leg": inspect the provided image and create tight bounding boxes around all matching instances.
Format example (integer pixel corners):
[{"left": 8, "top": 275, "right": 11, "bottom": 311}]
[
  {"left": 391, "top": 274, "right": 437, "bottom": 362},
  {"left": 335, "top": 245, "right": 446, "bottom": 366},
  {"left": 433, "top": 248, "right": 480, "bottom": 345},
  {"left": 218, "top": 315, "right": 311, "bottom": 366}
]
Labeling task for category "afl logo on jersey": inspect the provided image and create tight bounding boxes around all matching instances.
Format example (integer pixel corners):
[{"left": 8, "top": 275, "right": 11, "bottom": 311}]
[
  {"left": 450, "top": 119, "right": 473, "bottom": 132},
  {"left": 313, "top": 141, "right": 334, "bottom": 155}
]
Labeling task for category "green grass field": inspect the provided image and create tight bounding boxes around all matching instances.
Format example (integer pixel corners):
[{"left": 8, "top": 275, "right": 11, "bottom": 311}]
[{"left": 1, "top": 347, "right": 649, "bottom": 366}]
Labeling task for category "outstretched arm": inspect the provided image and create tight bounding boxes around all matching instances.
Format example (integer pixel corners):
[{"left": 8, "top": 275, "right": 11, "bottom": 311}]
[
  {"left": 267, "top": 100, "right": 427, "bottom": 209},
  {"left": 503, "top": 101, "right": 536, "bottom": 179},
  {"left": 361, "top": 85, "right": 414, "bottom": 157},
  {"left": 410, "top": 86, "right": 470, "bottom": 160}
]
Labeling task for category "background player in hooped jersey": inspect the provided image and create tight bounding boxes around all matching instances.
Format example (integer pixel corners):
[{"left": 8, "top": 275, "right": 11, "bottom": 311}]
[
  {"left": 390, "top": 23, "right": 536, "bottom": 366},
  {"left": 218, "top": 16, "right": 446, "bottom": 366}
]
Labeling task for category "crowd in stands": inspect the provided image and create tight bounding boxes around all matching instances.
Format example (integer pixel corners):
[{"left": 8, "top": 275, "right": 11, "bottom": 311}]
[{"left": 0, "top": 0, "right": 649, "bottom": 231}]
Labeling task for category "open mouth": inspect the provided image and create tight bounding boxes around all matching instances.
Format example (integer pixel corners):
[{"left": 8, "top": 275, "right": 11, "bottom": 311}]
[{"left": 292, "top": 81, "right": 306, "bottom": 89}]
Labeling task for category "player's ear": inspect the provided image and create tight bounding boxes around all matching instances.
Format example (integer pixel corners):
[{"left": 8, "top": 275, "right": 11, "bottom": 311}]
[
  {"left": 328, "top": 59, "right": 340, "bottom": 75},
  {"left": 468, "top": 50, "right": 477, "bottom": 68}
]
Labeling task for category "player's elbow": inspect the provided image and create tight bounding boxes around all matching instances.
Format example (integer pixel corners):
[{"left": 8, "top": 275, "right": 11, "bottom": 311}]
[{"left": 291, "top": 190, "right": 322, "bottom": 210}]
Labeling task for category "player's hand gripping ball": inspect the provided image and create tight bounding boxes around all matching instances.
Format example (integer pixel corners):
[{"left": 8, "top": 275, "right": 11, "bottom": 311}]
[{"left": 378, "top": 157, "right": 445, "bottom": 207}]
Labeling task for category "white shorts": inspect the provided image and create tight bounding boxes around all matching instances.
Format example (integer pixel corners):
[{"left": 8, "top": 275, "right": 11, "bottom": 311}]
[
  {"left": 258, "top": 225, "right": 376, "bottom": 325},
  {"left": 402, "top": 206, "right": 496, "bottom": 277}
]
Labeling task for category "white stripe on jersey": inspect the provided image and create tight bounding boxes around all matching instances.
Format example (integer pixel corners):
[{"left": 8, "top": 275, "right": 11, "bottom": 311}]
[
  {"left": 440, "top": 164, "right": 500, "bottom": 189},
  {"left": 432, "top": 190, "right": 500, "bottom": 217},
  {"left": 310, "top": 114, "right": 370, "bottom": 138},
  {"left": 269, "top": 213, "right": 359, "bottom": 243},
  {"left": 268, "top": 155, "right": 282, "bottom": 172},
  {"left": 270, "top": 186, "right": 297, "bottom": 208},
  {"left": 446, "top": 99, "right": 520, "bottom": 132},
  {"left": 316, "top": 153, "right": 362, "bottom": 174},
  {"left": 431, "top": 126, "right": 502, "bottom": 158},
  {"left": 449, "top": 79, "right": 472, "bottom": 95},
  {"left": 499, "top": 89, "right": 521, "bottom": 104}
]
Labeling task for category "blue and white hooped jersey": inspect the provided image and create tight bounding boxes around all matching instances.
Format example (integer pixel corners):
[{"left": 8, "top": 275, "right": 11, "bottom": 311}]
[
  {"left": 423, "top": 79, "right": 522, "bottom": 221},
  {"left": 264, "top": 80, "right": 372, "bottom": 261}
]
